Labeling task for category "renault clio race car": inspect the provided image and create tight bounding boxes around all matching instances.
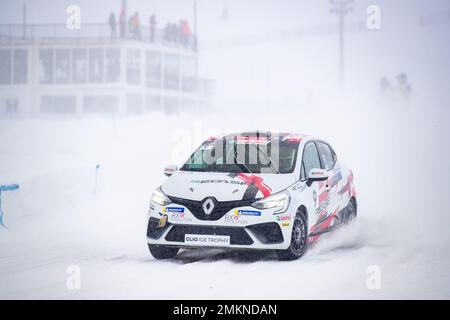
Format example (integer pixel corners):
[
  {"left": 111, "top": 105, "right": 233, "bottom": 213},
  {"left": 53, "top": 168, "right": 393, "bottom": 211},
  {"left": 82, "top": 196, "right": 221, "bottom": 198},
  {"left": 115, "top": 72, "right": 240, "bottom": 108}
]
[{"left": 147, "top": 132, "right": 357, "bottom": 260}]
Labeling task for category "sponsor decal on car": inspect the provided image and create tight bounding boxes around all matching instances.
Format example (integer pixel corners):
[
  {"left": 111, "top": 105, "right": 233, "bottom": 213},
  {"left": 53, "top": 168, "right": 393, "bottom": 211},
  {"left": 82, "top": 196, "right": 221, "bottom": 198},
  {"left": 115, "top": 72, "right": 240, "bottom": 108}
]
[
  {"left": 282, "top": 134, "right": 303, "bottom": 142},
  {"left": 235, "top": 136, "right": 270, "bottom": 145},
  {"left": 190, "top": 179, "right": 246, "bottom": 185},
  {"left": 163, "top": 207, "right": 185, "bottom": 213},
  {"left": 275, "top": 214, "right": 291, "bottom": 221},
  {"left": 158, "top": 214, "right": 168, "bottom": 227},
  {"left": 170, "top": 212, "right": 193, "bottom": 223},
  {"left": 313, "top": 190, "right": 317, "bottom": 207},
  {"left": 234, "top": 173, "right": 272, "bottom": 198},
  {"left": 185, "top": 234, "right": 230, "bottom": 246},
  {"left": 282, "top": 222, "right": 290, "bottom": 227},
  {"left": 234, "top": 209, "right": 261, "bottom": 216},
  {"left": 224, "top": 215, "right": 247, "bottom": 225},
  {"left": 315, "top": 199, "right": 329, "bottom": 215}
]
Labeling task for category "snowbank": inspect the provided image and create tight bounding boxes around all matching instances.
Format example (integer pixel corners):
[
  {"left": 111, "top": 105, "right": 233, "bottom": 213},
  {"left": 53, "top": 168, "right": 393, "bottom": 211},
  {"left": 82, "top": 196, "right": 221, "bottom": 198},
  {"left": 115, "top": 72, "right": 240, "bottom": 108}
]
[{"left": 0, "top": 96, "right": 449, "bottom": 299}]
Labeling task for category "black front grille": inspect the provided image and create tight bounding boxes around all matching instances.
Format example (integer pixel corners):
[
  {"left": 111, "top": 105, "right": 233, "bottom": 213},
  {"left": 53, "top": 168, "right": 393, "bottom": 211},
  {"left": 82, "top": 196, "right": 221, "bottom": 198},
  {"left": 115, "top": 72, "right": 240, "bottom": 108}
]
[
  {"left": 147, "top": 217, "right": 171, "bottom": 239},
  {"left": 247, "top": 222, "right": 284, "bottom": 244},
  {"left": 165, "top": 225, "right": 254, "bottom": 245},
  {"left": 168, "top": 196, "right": 255, "bottom": 221}
]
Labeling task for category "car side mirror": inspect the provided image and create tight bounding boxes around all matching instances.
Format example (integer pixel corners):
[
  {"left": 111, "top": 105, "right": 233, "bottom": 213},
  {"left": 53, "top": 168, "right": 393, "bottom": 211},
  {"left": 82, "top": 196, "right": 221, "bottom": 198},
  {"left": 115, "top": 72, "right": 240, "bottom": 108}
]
[
  {"left": 306, "top": 168, "right": 329, "bottom": 186},
  {"left": 163, "top": 165, "right": 178, "bottom": 177}
]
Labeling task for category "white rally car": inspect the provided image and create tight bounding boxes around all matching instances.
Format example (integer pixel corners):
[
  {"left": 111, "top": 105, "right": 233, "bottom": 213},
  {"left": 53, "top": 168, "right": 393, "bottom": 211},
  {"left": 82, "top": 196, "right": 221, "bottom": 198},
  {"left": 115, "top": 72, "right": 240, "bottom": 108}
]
[{"left": 147, "top": 132, "right": 357, "bottom": 260}]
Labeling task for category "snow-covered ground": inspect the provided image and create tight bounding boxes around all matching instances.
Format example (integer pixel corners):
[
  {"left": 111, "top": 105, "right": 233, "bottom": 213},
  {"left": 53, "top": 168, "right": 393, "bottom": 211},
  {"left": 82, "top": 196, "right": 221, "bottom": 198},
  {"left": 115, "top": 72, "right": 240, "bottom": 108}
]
[{"left": 1, "top": 98, "right": 450, "bottom": 299}]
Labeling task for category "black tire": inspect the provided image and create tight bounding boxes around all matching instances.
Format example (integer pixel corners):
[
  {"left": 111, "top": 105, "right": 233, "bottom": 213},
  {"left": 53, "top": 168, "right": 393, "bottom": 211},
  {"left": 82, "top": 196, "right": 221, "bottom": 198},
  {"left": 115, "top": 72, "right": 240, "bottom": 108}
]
[
  {"left": 342, "top": 198, "right": 357, "bottom": 224},
  {"left": 148, "top": 244, "right": 179, "bottom": 259},
  {"left": 277, "top": 210, "right": 308, "bottom": 261}
]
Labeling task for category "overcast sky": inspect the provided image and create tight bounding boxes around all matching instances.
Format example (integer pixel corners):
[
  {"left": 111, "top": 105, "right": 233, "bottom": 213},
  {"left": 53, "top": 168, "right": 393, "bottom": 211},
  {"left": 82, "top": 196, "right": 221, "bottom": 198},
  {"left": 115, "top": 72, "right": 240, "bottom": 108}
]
[{"left": 1, "top": 0, "right": 448, "bottom": 37}]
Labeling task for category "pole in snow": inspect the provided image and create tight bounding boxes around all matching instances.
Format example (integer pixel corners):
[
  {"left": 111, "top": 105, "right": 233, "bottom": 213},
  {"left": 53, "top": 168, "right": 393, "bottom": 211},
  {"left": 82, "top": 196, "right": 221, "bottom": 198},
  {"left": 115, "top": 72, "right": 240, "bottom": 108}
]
[
  {"left": 93, "top": 164, "right": 101, "bottom": 194},
  {"left": 0, "top": 184, "right": 19, "bottom": 227},
  {"left": 330, "top": 0, "right": 354, "bottom": 86}
]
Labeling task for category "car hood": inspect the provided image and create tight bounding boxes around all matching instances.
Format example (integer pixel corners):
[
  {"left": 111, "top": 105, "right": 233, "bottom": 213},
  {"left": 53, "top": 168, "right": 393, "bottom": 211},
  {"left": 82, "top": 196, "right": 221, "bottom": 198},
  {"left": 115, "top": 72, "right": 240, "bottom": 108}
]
[{"left": 161, "top": 170, "right": 297, "bottom": 201}]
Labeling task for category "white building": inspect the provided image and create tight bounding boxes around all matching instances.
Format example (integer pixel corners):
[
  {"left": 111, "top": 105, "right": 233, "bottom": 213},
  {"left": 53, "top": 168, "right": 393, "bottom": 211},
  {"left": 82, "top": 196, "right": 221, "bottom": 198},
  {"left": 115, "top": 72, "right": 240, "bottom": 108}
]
[{"left": 0, "top": 23, "right": 214, "bottom": 116}]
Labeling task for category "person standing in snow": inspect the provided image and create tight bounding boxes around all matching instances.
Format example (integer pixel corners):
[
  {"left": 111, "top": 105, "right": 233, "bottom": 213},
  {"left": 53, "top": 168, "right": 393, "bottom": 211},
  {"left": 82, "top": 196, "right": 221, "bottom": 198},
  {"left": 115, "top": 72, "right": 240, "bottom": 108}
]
[
  {"left": 379, "top": 76, "right": 395, "bottom": 100},
  {"left": 396, "top": 73, "right": 411, "bottom": 100}
]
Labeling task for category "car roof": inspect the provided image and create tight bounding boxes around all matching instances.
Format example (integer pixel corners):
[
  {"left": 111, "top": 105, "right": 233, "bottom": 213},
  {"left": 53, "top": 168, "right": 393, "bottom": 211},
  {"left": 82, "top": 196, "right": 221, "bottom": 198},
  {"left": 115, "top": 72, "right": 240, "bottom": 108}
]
[{"left": 207, "top": 131, "right": 312, "bottom": 142}]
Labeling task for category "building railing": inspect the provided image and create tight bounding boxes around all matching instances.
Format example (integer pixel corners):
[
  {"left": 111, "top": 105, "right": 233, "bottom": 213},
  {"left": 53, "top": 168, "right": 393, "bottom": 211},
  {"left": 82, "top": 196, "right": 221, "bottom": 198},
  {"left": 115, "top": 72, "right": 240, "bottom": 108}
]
[{"left": 0, "top": 23, "right": 197, "bottom": 51}]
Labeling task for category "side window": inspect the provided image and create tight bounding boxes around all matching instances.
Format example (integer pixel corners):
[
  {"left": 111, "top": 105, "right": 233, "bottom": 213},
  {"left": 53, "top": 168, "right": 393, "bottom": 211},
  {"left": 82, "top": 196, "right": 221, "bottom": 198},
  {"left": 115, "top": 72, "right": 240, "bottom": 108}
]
[
  {"left": 302, "top": 142, "right": 321, "bottom": 177},
  {"left": 317, "top": 142, "right": 335, "bottom": 170}
]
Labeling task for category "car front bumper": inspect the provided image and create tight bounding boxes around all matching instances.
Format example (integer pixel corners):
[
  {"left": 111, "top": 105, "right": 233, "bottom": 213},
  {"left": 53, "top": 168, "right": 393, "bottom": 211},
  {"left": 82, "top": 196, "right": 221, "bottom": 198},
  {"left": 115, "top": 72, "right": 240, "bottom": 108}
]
[{"left": 146, "top": 201, "right": 293, "bottom": 250}]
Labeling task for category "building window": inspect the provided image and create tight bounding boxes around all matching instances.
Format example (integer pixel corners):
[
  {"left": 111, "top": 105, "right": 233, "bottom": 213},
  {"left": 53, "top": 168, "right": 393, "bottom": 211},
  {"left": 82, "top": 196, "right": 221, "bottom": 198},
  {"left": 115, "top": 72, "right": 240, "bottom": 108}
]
[
  {"left": 72, "top": 49, "right": 88, "bottom": 83},
  {"left": 13, "top": 49, "right": 28, "bottom": 84},
  {"left": 105, "top": 48, "right": 120, "bottom": 82},
  {"left": 181, "top": 56, "right": 197, "bottom": 92},
  {"left": 163, "top": 97, "right": 179, "bottom": 114},
  {"left": 4, "top": 98, "right": 18, "bottom": 113},
  {"left": 39, "top": 49, "right": 53, "bottom": 84},
  {"left": 55, "top": 49, "right": 71, "bottom": 84},
  {"left": 89, "top": 48, "right": 103, "bottom": 83},
  {"left": 127, "top": 94, "right": 143, "bottom": 114},
  {"left": 181, "top": 99, "right": 197, "bottom": 110},
  {"left": 83, "top": 95, "right": 118, "bottom": 113},
  {"left": 164, "top": 53, "right": 179, "bottom": 90},
  {"left": 0, "top": 49, "right": 11, "bottom": 84},
  {"left": 40, "top": 96, "right": 76, "bottom": 113},
  {"left": 145, "top": 95, "right": 161, "bottom": 112},
  {"left": 127, "top": 49, "right": 141, "bottom": 85},
  {"left": 146, "top": 50, "right": 161, "bottom": 89}
]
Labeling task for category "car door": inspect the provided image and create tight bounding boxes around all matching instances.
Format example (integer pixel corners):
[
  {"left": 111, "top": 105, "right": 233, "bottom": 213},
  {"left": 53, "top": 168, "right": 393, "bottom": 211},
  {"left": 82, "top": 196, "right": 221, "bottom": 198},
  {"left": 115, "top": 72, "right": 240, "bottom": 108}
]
[
  {"left": 300, "top": 141, "right": 324, "bottom": 228},
  {"left": 316, "top": 141, "right": 340, "bottom": 221}
]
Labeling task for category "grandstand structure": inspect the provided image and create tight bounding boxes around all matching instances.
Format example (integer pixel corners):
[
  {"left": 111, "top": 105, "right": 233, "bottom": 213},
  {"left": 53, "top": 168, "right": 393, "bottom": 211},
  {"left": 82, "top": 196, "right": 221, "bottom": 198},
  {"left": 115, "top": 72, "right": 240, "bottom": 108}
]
[{"left": 0, "top": 23, "right": 214, "bottom": 116}]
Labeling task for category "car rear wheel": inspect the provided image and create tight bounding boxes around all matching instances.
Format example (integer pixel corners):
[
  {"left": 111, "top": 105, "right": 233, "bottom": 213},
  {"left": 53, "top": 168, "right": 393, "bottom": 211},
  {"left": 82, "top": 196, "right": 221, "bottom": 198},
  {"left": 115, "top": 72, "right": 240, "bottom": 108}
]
[
  {"left": 342, "top": 199, "right": 357, "bottom": 224},
  {"left": 277, "top": 211, "right": 308, "bottom": 261},
  {"left": 148, "top": 244, "right": 179, "bottom": 259}
]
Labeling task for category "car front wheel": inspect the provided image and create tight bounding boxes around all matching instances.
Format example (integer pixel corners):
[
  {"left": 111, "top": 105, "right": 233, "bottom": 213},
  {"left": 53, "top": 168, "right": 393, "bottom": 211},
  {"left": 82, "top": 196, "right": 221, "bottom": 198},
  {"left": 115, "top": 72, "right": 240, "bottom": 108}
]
[{"left": 277, "top": 211, "right": 308, "bottom": 261}]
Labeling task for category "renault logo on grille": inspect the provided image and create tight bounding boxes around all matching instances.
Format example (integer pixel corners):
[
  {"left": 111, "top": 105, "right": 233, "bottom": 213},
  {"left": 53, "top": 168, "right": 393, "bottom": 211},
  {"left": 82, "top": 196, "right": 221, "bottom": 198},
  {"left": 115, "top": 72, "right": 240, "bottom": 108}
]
[{"left": 202, "top": 198, "right": 215, "bottom": 215}]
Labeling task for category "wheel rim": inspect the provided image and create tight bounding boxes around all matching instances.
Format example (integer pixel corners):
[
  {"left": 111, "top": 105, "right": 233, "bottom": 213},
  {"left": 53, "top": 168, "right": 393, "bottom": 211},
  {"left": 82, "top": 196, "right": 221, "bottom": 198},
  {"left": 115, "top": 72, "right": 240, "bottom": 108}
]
[{"left": 291, "top": 215, "right": 307, "bottom": 254}]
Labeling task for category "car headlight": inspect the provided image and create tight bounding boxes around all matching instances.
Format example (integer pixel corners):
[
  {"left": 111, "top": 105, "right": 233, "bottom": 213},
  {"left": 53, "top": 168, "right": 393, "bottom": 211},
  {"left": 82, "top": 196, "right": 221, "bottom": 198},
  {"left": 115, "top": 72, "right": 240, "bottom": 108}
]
[
  {"left": 151, "top": 187, "right": 172, "bottom": 206},
  {"left": 251, "top": 191, "right": 290, "bottom": 214}
]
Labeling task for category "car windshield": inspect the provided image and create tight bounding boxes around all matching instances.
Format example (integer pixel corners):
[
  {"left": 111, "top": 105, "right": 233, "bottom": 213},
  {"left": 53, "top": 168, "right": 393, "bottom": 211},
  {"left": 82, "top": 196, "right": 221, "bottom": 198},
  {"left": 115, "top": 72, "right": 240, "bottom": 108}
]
[{"left": 180, "top": 135, "right": 300, "bottom": 174}]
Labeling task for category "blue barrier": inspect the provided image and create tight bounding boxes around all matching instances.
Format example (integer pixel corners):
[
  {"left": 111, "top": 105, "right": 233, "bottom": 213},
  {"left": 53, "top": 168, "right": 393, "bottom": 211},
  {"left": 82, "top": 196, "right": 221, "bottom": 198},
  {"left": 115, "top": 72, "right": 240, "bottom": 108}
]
[
  {"left": 0, "top": 184, "right": 19, "bottom": 192},
  {"left": 0, "top": 184, "right": 19, "bottom": 227}
]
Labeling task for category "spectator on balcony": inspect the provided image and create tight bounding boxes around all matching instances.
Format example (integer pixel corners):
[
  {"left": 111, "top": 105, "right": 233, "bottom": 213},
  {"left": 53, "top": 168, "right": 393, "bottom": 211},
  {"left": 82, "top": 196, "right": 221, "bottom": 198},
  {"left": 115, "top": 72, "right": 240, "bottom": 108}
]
[
  {"left": 128, "top": 15, "right": 133, "bottom": 38},
  {"left": 164, "top": 23, "right": 170, "bottom": 42},
  {"left": 108, "top": 13, "right": 117, "bottom": 39},
  {"left": 164, "top": 23, "right": 176, "bottom": 43},
  {"left": 173, "top": 23, "right": 181, "bottom": 43},
  {"left": 149, "top": 14, "right": 157, "bottom": 42},
  {"left": 119, "top": 9, "right": 126, "bottom": 38},
  {"left": 131, "top": 12, "right": 142, "bottom": 40},
  {"left": 179, "top": 20, "right": 192, "bottom": 47}
]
